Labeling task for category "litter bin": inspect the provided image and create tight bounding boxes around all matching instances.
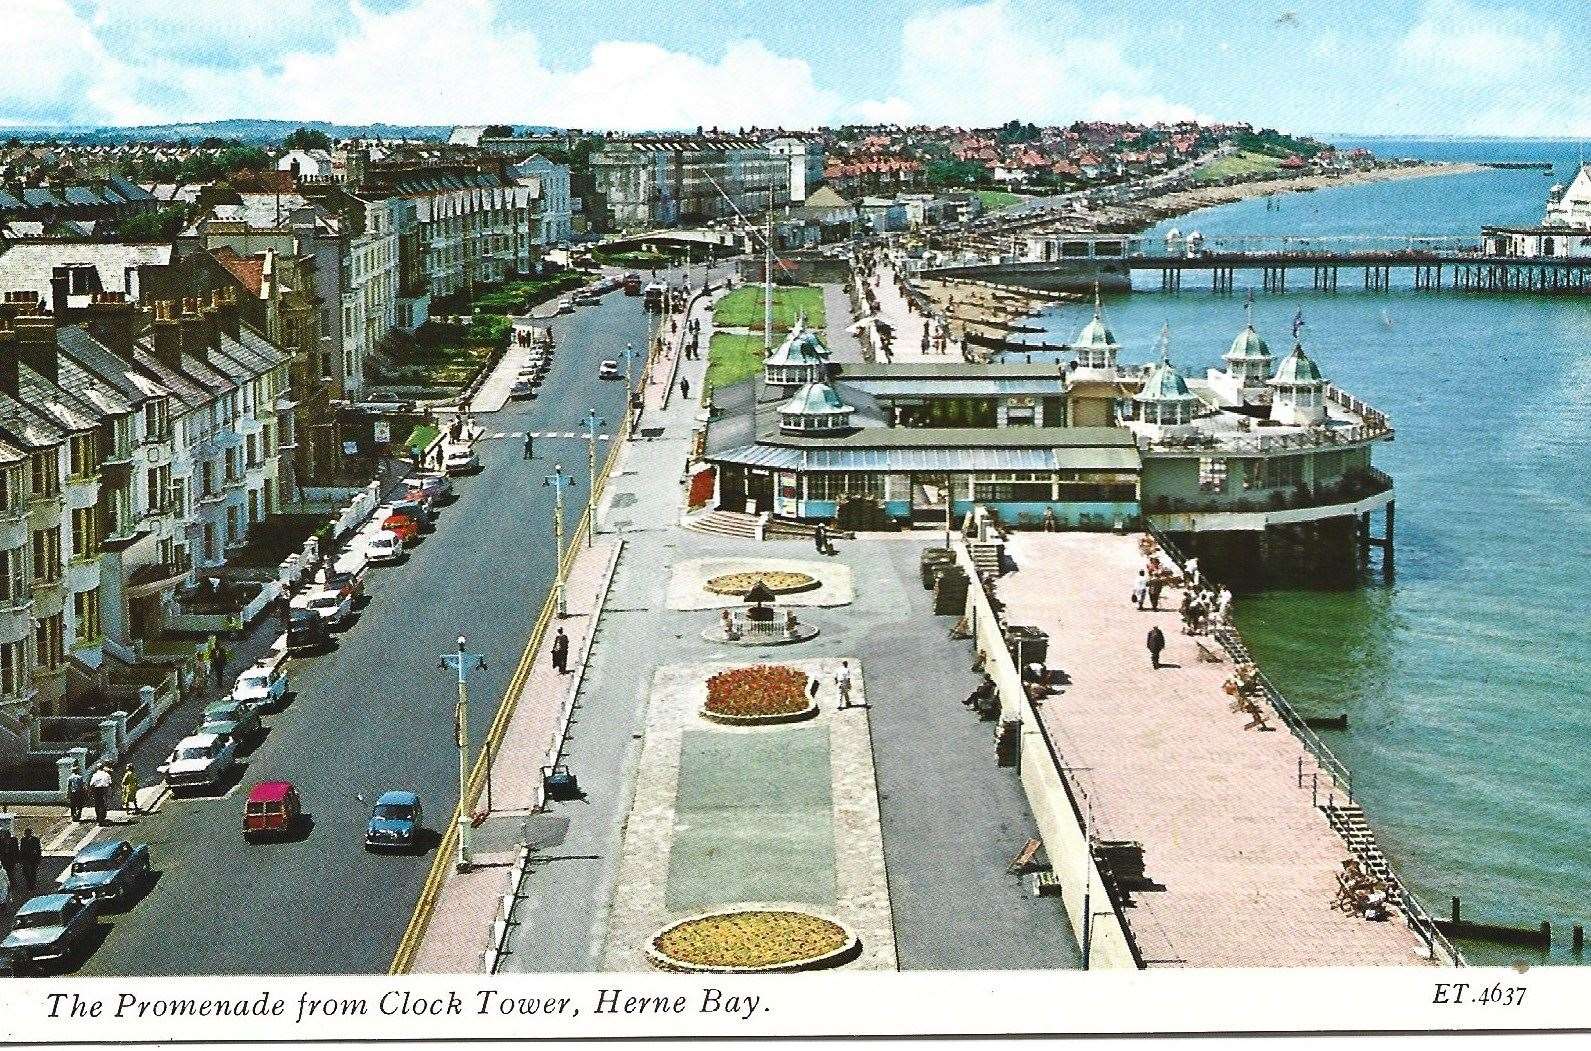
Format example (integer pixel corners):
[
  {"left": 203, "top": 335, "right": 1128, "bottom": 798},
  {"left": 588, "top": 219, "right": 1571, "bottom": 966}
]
[
  {"left": 920, "top": 547, "right": 954, "bottom": 590},
  {"left": 1004, "top": 625, "right": 1049, "bottom": 669}
]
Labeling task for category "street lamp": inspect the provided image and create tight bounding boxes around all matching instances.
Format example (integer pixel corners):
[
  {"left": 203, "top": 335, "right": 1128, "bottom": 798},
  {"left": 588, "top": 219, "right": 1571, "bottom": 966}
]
[
  {"left": 543, "top": 464, "right": 577, "bottom": 617},
  {"left": 623, "top": 340, "right": 634, "bottom": 407},
  {"left": 582, "top": 410, "right": 604, "bottom": 548},
  {"left": 440, "top": 636, "right": 486, "bottom": 873}
]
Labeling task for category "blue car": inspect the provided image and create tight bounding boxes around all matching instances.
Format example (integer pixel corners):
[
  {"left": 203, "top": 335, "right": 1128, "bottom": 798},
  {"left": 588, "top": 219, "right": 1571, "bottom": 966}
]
[
  {"left": 365, "top": 791, "right": 423, "bottom": 852},
  {"left": 1, "top": 893, "right": 99, "bottom": 972},
  {"left": 58, "top": 839, "right": 151, "bottom": 905}
]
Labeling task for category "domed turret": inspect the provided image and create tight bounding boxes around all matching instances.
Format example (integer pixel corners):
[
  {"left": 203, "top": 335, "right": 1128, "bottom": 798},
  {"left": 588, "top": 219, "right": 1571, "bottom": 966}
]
[
  {"left": 1072, "top": 286, "right": 1119, "bottom": 372},
  {"left": 1268, "top": 341, "right": 1327, "bottom": 425},
  {"left": 1133, "top": 326, "right": 1199, "bottom": 428},
  {"left": 764, "top": 319, "right": 831, "bottom": 388},
  {"left": 778, "top": 381, "right": 854, "bottom": 434},
  {"left": 1224, "top": 302, "right": 1273, "bottom": 389}
]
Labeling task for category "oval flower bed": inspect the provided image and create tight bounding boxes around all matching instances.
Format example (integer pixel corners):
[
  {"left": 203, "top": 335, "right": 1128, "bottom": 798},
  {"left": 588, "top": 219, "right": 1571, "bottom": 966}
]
[
  {"left": 702, "top": 664, "right": 816, "bottom": 725},
  {"left": 647, "top": 909, "right": 860, "bottom": 973},
  {"left": 704, "top": 570, "right": 820, "bottom": 597}
]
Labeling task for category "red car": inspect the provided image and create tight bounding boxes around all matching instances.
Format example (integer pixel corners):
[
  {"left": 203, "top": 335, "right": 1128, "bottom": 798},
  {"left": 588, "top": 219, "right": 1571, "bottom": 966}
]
[
  {"left": 383, "top": 513, "right": 420, "bottom": 544},
  {"left": 243, "top": 781, "right": 302, "bottom": 841}
]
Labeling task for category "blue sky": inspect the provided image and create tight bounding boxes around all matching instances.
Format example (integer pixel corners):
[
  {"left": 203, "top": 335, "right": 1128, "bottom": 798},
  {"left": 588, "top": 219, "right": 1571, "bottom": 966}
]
[{"left": 3, "top": 0, "right": 1587, "bottom": 135}]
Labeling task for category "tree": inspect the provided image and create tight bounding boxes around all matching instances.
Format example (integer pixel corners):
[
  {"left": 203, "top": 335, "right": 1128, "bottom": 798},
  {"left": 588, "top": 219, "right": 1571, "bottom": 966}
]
[
  {"left": 119, "top": 206, "right": 188, "bottom": 242},
  {"left": 482, "top": 124, "right": 514, "bottom": 138},
  {"left": 283, "top": 126, "right": 332, "bottom": 150},
  {"left": 924, "top": 158, "right": 989, "bottom": 187}
]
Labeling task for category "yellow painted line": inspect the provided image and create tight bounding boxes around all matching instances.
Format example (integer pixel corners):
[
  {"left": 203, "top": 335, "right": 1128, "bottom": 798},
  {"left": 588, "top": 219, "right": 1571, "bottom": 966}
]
[{"left": 390, "top": 379, "right": 639, "bottom": 974}]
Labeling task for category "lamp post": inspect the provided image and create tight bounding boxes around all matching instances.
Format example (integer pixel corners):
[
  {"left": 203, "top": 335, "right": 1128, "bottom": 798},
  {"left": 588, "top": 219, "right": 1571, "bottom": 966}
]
[
  {"left": 582, "top": 410, "right": 604, "bottom": 548},
  {"left": 543, "top": 464, "right": 577, "bottom": 617},
  {"left": 624, "top": 340, "right": 635, "bottom": 415},
  {"left": 440, "top": 636, "right": 486, "bottom": 872}
]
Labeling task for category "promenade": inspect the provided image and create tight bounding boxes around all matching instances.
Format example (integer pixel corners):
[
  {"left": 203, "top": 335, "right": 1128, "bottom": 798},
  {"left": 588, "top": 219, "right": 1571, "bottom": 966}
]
[{"left": 995, "top": 532, "right": 1435, "bottom": 967}]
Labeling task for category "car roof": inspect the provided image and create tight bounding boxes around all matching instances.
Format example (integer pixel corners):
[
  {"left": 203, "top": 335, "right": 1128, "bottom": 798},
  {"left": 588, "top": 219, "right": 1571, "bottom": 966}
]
[
  {"left": 247, "top": 780, "right": 295, "bottom": 802},
  {"left": 375, "top": 790, "right": 419, "bottom": 806},
  {"left": 177, "top": 732, "right": 222, "bottom": 747},
  {"left": 17, "top": 893, "right": 74, "bottom": 915},
  {"left": 74, "top": 838, "right": 129, "bottom": 862},
  {"left": 290, "top": 606, "right": 319, "bottom": 621}
]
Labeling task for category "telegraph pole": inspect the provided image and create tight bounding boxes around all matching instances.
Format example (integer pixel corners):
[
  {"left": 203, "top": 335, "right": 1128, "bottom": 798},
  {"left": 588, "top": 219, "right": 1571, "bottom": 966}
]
[
  {"left": 583, "top": 410, "right": 604, "bottom": 548},
  {"left": 440, "top": 636, "right": 485, "bottom": 872},
  {"left": 543, "top": 464, "right": 577, "bottom": 616},
  {"left": 764, "top": 183, "right": 775, "bottom": 353}
]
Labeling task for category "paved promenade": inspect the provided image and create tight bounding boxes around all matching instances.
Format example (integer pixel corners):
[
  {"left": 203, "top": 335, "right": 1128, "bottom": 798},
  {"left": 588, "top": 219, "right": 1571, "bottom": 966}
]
[{"left": 996, "top": 532, "right": 1433, "bottom": 967}]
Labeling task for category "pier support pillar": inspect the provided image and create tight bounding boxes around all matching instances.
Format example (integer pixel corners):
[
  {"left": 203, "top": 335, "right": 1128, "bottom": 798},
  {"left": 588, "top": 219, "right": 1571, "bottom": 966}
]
[{"left": 1382, "top": 501, "right": 1396, "bottom": 581}]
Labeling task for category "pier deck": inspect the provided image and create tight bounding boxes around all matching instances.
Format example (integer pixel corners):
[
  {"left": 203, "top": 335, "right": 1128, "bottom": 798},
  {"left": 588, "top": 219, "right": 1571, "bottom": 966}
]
[{"left": 996, "top": 533, "right": 1434, "bottom": 967}]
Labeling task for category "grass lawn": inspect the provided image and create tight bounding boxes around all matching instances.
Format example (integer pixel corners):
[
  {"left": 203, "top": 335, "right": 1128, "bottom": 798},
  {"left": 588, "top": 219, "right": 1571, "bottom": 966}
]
[
  {"left": 713, "top": 285, "right": 826, "bottom": 332},
  {"left": 975, "top": 189, "right": 1025, "bottom": 212},
  {"left": 1193, "top": 149, "right": 1284, "bottom": 184},
  {"left": 707, "top": 332, "right": 769, "bottom": 391}
]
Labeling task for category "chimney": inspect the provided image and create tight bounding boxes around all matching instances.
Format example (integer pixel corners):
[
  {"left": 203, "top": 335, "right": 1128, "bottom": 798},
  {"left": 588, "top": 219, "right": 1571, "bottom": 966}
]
[
  {"left": 13, "top": 311, "right": 59, "bottom": 386},
  {"left": 84, "top": 291, "right": 138, "bottom": 357},
  {"left": 50, "top": 267, "right": 71, "bottom": 315},
  {"left": 0, "top": 318, "right": 17, "bottom": 399},
  {"left": 150, "top": 299, "right": 181, "bottom": 367},
  {"left": 199, "top": 292, "right": 221, "bottom": 350},
  {"left": 212, "top": 287, "right": 240, "bottom": 341},
  {"left": 177, "top": 296, "right": 205, "bottom": 358}
]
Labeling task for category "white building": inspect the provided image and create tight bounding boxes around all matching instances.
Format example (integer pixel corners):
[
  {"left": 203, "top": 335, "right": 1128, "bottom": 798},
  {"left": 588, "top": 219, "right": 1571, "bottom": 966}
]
[
  {"left": 512, "top": 155, "right": 573, "bottom": 245},
  {"left": 277, "top": 149, "right": 334, "bottom": 180},
  {"left": 766, "top": 137, "right": 825, "bottom": 203}
]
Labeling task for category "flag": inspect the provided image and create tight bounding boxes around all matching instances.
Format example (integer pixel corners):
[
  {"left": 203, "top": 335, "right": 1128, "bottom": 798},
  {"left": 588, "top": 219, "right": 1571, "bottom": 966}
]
[{"left": 1292, "top": 310, "right": 1305, "bottom": 338}]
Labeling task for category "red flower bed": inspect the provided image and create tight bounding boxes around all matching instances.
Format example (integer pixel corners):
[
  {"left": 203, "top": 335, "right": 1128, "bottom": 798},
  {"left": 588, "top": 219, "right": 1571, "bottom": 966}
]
[{"left": 704, "top": 664, "right": 811, "bottom": 718}]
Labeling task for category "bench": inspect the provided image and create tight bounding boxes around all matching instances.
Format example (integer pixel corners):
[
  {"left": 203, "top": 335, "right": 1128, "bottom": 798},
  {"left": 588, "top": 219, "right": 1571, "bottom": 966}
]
[{"left": 1008, "top": 837, "right": 1042, "bottom": 874}]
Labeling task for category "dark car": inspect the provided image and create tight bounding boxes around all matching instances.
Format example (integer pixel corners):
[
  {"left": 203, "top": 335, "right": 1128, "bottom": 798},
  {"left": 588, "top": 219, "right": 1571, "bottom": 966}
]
[
  {"left": 510, "top": 380, "right": 536, "bottom": 401},
  {"left": 200, "top": 697, "right": 262, "bottom": 741},
  {"left": 287, "top": 607, "right": 330, "bottom": 652},
  {"left": 365, "top": 791, "right": 423, "bottom": 852},
  {"left": 57, "top": 839, "right": 151, "bottom": 905},
  {"left": 0, "top": 893, "right": 99, "bottom": 972}
]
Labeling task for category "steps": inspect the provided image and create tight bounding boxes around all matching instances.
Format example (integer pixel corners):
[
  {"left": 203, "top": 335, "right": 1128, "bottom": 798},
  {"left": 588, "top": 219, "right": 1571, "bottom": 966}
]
[
  {"left": 969, "top": 540, "right": 1004, "bottom": 577},
  {"left": 683, "top": 510, "right": 760, "bottom": 539},
  {"left": 1324, "top": 800, "right": 1396, "bottom": 885}
]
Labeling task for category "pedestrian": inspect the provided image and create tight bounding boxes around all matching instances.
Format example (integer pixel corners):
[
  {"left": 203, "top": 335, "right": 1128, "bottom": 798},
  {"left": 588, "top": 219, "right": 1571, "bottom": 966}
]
[
  {"left": 523, "top": 432, "right": 535, "bottom": 460},
  {"left": 679, "top": 377, "right": 690, "bottom": 400},
  {"left": 1147, "top": 625, "right": 1166, "bottom": 669},
  {"left": 551, "top": 627, "right": 569, "bottom": 674},
  {"left": 1184, "top": 556, "right": 1200, "bottom": 589},
  {"left": 121, "top": 765, "right": 141, "bottom": 815},
  {"left": 835, "top": 661, "right": 854, "bottom": 709},
  {"left": 0, "top": 825, "right": 16, "bottom": 890},
  {"left": 66, "top": 767, "right": 86, "bottom": 822},
  {"left": 211, "top": 640, "right": 227, "bottom": 687},
  {"left": 89, "top": 764, "right": 112, "bottom": 825},
  {"left": 18, "top": 828, "right": 40, "bottom": 891},
  {"left": 1146, "top": 578, "right": 1164, "bottom": 611},
  {"left": 813, "top": 522, "right": 828, "bottom": 556},
  {"left": 1133, "top": 570, "right": 1147, "bottom": 610},
  {"left": 1217, "top": 586, "right": 1234, "bottom": 625}
]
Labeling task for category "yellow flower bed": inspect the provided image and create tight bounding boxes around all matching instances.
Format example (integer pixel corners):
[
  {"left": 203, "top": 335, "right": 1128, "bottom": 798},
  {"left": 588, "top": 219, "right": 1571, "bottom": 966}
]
[
  {"left": 704, "top": 570, "right": 819, "bottom": 597},
  {"left": 652, "top": 910, "right": 851, "bottom": 971}
]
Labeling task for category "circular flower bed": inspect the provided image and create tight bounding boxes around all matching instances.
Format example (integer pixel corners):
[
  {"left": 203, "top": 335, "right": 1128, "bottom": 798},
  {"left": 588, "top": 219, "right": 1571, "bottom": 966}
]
[
  {"left": 702, "top": 664, "right": 816, "bottom": 725},
  {"left": 704, "top": 570, "right": 820, "bottom": 597},
  {"left": 648, "top": 909, "right": 859, "bottom": 973}
]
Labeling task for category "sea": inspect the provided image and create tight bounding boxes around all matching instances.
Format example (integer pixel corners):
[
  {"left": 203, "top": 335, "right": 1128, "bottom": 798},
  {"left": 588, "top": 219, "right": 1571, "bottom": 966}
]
[{"left": 1026, "top": 137, "right": 1591, "bottom": 966}]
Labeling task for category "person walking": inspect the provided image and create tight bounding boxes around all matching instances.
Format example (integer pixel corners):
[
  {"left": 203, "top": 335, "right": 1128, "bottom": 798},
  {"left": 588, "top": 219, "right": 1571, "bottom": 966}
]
[
  {"left": 1146, "top": 577, "right": 1164, "bottom": 611},
  {"left": 18, "top": 828, "right": 40, "bottom": 892},
  {"left": 1147, "top": 625, "right": 1167, "bottom": 670},
  {"left": 0, "top": 826, "right": 16, "bottom": 891},
  {"left": 679, "top": 377, "right": 690, "bottom": 401},
  {"left": 551, "top": 628, "right": 569, "bottom": 675},
  {"left": 523, "top": 432, "right": 535, "bottom": 460},
  {"left": 121, "top": 765, "right": 141, "bottom": 816},
  {"left": 1216, "top": 586, "right": 1234, "bottom": 626},
  {"left": 834, "top": 661, "right": 855, "bottom": 709},
  {"left": 1133, "top": 570, "right": 1147, "bottom": 610},
  {"left": 211, "top": 639, "right": 228, "bottom": 687},
  {"left": 89, "top": 764, "right": 112, "bottom": 825},
  {"left": 66, "top": 767, "right": 86, "bottom": 822},
  {"left": 813, "top": 522, "right": 829, "bottom": 556}
]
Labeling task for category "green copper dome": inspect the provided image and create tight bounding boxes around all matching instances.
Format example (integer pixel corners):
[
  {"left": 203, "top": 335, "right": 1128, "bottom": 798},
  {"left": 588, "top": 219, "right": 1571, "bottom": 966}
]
[
  {"left": 1270, "top": 343, "right": 1323, "bottom": 386},
  {"left": 1134, "top": 358, "right": 1196, "bottom": 402},
  {"left": 1225, "top": 324, "right": 1272, "bottom": 362}
]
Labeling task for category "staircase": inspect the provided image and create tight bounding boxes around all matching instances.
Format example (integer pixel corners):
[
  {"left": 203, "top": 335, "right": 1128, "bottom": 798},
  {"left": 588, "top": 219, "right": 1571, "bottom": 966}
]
[
  {"left": 969, "top": 540, "right": 1004, "bottom": 577},
  {"left": 683, "top": 510, "right": 761, "bottom": 540},
  {"left": 1324, "top": 800, "right": 1396, "bottom": 886}
]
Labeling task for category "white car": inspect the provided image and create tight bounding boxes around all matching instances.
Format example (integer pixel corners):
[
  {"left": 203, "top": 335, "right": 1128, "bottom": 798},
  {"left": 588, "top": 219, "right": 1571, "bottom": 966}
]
[
  {"left": 598, "top": 360, "right": 621, "bottom": 380},
  {"left": 160, "top": 732, "right": 237, "bottom": 791},
  {"left": 444, "top": 446, "right": 480, "bottom": 475},
  {"left": 361, "top": 529, "right": 405, "bottom": 564},
  {"left": 556, "top": 297, "right": 575, "bottom": 314},
  {"left": 293, "top": 587, "right": 352, "bottom": 628},
  {"left": 231, "top": 656, "right": 288, "bottom": 714}
]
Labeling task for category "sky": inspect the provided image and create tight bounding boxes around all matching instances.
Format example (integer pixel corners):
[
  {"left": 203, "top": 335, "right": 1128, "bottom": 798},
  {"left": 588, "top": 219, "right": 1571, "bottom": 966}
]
[{"left": 3, "top": 0, "right": 1589, "bottom": 136}]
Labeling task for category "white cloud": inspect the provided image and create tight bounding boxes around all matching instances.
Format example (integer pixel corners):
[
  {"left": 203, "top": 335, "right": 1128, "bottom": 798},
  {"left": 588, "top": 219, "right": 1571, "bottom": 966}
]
[{"left": 1396, "top": 0, "right": 1560, "bottom": 86}]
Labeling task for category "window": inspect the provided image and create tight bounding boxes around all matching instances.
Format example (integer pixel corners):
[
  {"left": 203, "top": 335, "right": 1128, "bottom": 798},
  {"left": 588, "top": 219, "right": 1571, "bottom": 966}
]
[
  {"left": 29, "top": 449, "right": 58, "bottom": 499},
  {"left": 31, "top": 528, "right": 60, "bottom": 584},
  {"left": 1269, "top": 455, "right": 1304, "bottom": 489},
  {"left": 974, "top": 472, "right": 1054, "bottom": 502},
  {"left": 0, "top": 464, "right": 22, "bottom": 514},
  {"left": 804, "top": 473, "right": 884, "bottom": 502},
  {"left": 69, "top": 432, "right": 100, "bottom": 478},
  {"left": 144, "top": 398, "right": 170, "bottom": 441},
  {"left": 34, "top": 612, "right": 64, "bottom": 670},
  {"left": 0, "top": 547, "right": 24, "bottom": 605},
  {"left": 0, "top": 638, "right": 25, "bottom": 697},
  {"left": 1199, "top": 457, "right": 1229, "bottom": 494},
  {"left": 147, "top": 465, "right": 171, "bottom": 513},
  {"left": 73, "top": 588, "right": 100, "bottom": 644},
  {"left": 71, "top": 507, "right": 99, "bottom": 560}
]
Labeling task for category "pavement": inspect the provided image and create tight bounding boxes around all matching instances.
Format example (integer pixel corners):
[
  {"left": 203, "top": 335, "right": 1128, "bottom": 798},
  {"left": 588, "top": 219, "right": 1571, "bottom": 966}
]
[
  {"left": 996, "top": 532, "right": 1433, "bottom": 968},
  {"left": 59, "top": 272, "right": 684, "bottom": 976}
]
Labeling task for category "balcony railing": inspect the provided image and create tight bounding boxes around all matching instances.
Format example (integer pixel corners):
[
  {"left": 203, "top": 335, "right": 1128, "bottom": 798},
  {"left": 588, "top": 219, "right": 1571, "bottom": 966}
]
[
  {"left": 1145, "top": 468, "right": 1393, "bottom": 516},
  {"left": 1142, "top": 418, "right": 1393, "bottom": 454}
]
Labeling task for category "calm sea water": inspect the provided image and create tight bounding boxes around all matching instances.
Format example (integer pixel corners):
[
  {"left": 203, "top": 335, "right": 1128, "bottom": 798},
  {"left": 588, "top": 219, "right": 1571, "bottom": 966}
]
[{"left": 1032, "top": 138, "right": 1591, "bottom": 965}]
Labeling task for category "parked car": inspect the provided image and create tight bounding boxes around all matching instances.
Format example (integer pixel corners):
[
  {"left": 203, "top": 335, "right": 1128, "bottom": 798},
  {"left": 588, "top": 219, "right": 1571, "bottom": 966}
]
[
  {"left": 294, "top": 587, "right": 353, "bottom": 628},
  {"left": 160, "top": 732, "right": 237, "bottom": 792},
  {"left": 57, "top": 839, "right": 150, "bottom": 904},
  {"left": 404, "top": 473, "right": 452, "bottom": 506},
  {"left": 364, "top": 791, "right": 424, "bottom": 852},
  {"left": 444, "top": 446, "right": 480, "bottom": 475},
  {"left": 555, "top": 297, "right": 575, "bottom": 314},
  {"left": 510, "top": 380, "right": 536, "bottom": 401},
  {"left": 287, "top": 607, "right": 330, "bottom": 652},
  {"left": 0, "top": 894, "right": 99, "bottom": 972},
  {"left": 230, "top": 656, "right": 289, "bottom": 713},
  {"left": 382, "top": 513, "right": 420, "bottom": 545},
  {"left": 573, "top": 289, "right": 601, "bottom": 306},
  {"left": 201, "top": 697, "right": 262, "bottom": 742},
  {"left": 361, "top": 529, "right": 405, "bottom": 564},
  {"left": 243, "top": 781, "right": 302, "bottom": 842},
  {"left": 622, "top": 272, "right": 643, "bottom": 295},
  {"left": 388, "top": 497, "right": 431, "bottom": 526},
  {"left": 599, "top": 359, "right": 621, "bottom": 380}
]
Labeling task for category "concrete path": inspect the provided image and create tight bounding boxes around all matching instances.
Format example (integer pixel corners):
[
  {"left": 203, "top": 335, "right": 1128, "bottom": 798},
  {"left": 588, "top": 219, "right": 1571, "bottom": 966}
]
[
  {"left": 469, "top": 343, "right": 529, "bottom": 414},
  {"left": 818, "top": 283, "right": 868, "bottom": 364},
  {"left": 996, "top": 532, "right": 1433, "bottom": 968},
  {"left": 866, "top": 260, "right": 951, "bottom": 364}
]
